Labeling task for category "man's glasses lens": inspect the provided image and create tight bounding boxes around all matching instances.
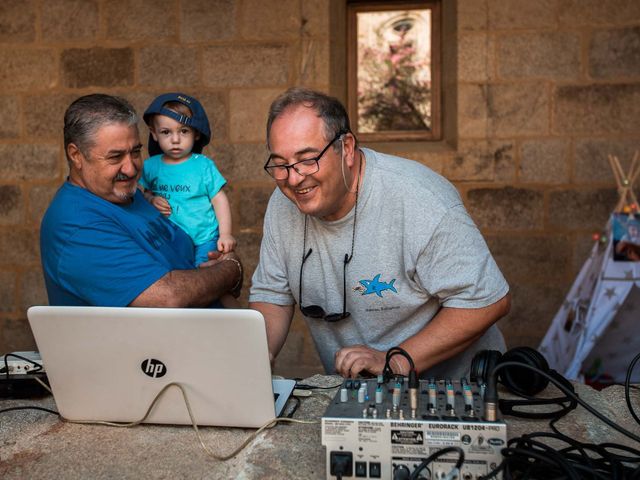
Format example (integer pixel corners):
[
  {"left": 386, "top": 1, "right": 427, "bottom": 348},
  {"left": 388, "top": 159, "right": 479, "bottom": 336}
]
[
  {"left": 300, "top": 304, "right": 350, "bottom": 322},
  {"left": 300, "top": 305, "right": 325, "bottom": 318},
  {"left": 269, "top": 159, "right": 318, "bottom": 180},
  {"left": 264, "top": 130, "right": 346, "bottom": 180},
  {"left": 325, "top": 311, "right": 351, "bottom": 322}
]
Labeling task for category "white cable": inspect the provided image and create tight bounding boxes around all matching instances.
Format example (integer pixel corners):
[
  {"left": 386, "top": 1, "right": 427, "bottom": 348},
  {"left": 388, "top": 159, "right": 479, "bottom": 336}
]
[
  {"left": 33, "top": 375, "right": 53, "bottom": 395},
  {"left": 59, "top": 382, "right": 318, "bottom": 460},
  {"left": 340, "top": 138, "right": 359, "bottom": 193}
]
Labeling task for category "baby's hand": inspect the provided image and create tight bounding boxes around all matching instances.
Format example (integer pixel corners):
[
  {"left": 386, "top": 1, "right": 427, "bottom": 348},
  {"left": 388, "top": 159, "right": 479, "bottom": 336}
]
[
  {"left": 217, "top": 234, "right": 237, "bottom": 253},
  {"left": 150, "top": 196, "right": 172, "bottom": 216}
]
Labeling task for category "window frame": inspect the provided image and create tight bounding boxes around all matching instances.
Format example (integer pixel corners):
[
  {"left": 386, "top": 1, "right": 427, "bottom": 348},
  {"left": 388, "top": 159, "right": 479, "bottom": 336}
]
[{"left": 347, "top": 0, "right": 442, "bottom": 142}]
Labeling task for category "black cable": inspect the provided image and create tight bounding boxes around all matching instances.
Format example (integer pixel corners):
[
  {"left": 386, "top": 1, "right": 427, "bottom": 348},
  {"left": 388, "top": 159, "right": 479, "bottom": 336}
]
[
  {"left": 541, "top": 435, "right": 626, "bottom": 479},
  {"left": 505, "top": 438, "right": 635, "bottom": 479},
  {"left": 501, "top": 445, "right": 581, "bottom": 480},
  {"left": 294, "top": 382, "right": 343, "bottom": 390},
  {"left": 2, "top": 352, "right": 43, "bottom": 378},
  {"left": 507, "top": 434, "right": 607, "bottom": 479},
  {"left": 493, "top": 361, "right": 640, "bottom": 443},
  {"left": 548, "top": 414, "right": 640, "bottom": 479},
  {"left": 597, "top": 443, "right": 640, "bottom": 463},
  {"left": 0, "top": 353, "right": 54, "bottom": 416},
  {"left": 385, "top": 347, "right": 415, "bottom": 370},
  {"left": 383, "top": 346, "right": 415, "bottom": 383},
  {"left": 0, "top": 405, "right": 59, "bottom": 415},
  {"left": 283, "top": 395, "right": 301, "bottom": 419},
  {"left": 626, "top": 352, "right": 640, "bottom": 426},
  {"left": 409, "top": 446, "right": 464, "bottom": 480},
  {"left": 479, "top": 358, "right": 640, "bottom": 479},
  {"left": 478, "top": 461, "right": 504, "bottom": 480}
]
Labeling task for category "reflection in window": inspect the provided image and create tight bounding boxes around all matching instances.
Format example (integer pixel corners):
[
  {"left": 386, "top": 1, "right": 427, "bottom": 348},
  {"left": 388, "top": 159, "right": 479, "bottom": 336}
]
[{"left": 348, "top": 2, "right": 440, "bottom": 141}]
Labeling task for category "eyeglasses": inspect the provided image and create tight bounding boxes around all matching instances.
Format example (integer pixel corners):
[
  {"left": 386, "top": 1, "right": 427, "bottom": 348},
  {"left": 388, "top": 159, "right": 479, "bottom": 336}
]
[
  {"left": 264, "top": 130, "right": 347, "bottom": 180},
  {"left": 299, "top": 248, "right": 352, "bottom": 322}
]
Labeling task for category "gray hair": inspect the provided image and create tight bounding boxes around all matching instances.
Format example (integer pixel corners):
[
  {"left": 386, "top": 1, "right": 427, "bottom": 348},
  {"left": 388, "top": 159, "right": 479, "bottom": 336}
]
[
  {"left": 63, "top": 94, "right": 138, "bottom": 160},
  {"left": 266, "top": 87, "right": 354, "bottom": 149}
]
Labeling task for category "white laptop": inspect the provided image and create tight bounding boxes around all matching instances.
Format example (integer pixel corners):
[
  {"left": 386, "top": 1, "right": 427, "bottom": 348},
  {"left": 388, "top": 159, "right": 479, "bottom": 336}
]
[{"left": 27, "top": 306, "right": 296, "bottom": 428}]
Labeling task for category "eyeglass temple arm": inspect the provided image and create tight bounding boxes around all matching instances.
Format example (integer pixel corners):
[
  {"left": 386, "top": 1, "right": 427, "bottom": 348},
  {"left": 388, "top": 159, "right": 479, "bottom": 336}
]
[
  {"left": 298, "top": 248, "right": 313, "bottom": 308},
  {"left": 342, "top": 254, "right": 351, "bottom": 314}
]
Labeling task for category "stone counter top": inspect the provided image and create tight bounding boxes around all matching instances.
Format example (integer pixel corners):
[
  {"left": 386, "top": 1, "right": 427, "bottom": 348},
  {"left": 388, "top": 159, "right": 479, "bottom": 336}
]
[{"left": 1, "top": 375, "right": 639, "bottom": 479}]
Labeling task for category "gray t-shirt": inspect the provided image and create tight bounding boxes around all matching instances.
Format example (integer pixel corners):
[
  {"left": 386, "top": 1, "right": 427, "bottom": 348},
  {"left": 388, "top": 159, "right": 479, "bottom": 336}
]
[{"left": 250, "top": 148, "right": 509, "bottom": 379}]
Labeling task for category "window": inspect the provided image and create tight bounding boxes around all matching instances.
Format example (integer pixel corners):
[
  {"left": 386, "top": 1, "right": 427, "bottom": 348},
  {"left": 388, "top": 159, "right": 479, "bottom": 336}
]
[{"left": 347, "top": 1, "right": 441, "bottom": 142}]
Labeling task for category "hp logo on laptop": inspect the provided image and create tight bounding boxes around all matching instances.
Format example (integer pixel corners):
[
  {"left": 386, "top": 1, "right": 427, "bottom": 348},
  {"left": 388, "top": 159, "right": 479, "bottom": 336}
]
[{"left": 141, "top": 358, "right": 167, "bottom": 378}]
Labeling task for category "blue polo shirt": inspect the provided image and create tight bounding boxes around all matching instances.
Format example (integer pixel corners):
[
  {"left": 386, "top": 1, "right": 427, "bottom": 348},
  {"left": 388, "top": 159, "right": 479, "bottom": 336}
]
[{"left": 40, "top": 182, "right": 195, "bottom": 306}]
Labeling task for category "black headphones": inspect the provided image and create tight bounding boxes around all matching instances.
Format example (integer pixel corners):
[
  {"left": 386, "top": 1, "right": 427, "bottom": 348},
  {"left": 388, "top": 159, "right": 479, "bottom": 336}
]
[{"left": 470, "top": 346, "right": 578, "bottom": 420}]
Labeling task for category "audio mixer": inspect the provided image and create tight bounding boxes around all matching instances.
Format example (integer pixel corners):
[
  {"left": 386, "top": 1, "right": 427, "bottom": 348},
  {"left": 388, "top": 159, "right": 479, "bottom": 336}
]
[{"left": 321, "top": 377, "right": 506, "bottom": 479}]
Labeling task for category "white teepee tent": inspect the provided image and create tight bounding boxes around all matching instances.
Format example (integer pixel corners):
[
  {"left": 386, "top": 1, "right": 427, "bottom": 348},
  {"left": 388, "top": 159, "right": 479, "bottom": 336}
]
[{"left": 539, "top": 153, "right": 640, "bottom": 384}]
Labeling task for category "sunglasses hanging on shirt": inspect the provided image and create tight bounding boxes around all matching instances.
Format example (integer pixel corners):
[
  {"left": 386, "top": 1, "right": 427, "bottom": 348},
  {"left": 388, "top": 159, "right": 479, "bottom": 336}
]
[{"left": 298, "top": 144, "right": 362, "bottom": 323}]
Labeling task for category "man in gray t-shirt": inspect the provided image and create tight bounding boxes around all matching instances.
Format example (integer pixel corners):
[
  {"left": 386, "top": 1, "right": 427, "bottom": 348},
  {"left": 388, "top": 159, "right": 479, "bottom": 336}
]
[{"left": 250, "top": 88, "right": 511, "bottom": 380}]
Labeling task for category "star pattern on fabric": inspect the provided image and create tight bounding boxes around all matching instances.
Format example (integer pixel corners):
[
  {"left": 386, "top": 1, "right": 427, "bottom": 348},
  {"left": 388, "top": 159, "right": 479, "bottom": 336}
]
[
  {"left": 604, "top": 287, "right": 616, "bottom": 300},
  {"left": 625, "top": 270, "right": 634, "bottom": 279}
]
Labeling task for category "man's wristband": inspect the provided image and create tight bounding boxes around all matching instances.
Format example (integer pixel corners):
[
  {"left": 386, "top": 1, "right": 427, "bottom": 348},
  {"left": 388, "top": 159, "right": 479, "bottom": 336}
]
[{"left": 224, "top": 258, "right": 243, "bottom": 291}]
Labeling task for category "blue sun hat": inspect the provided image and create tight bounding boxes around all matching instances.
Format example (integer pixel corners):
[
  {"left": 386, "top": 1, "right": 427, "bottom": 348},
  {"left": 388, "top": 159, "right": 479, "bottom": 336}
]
[{"left": 143, "top": 92, "right": 211, "bottom": 156}]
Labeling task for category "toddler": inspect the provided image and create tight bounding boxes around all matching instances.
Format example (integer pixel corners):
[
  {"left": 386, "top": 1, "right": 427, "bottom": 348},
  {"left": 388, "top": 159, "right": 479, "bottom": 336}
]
[{"left": 140, "top": 93, "right": 236, "bottom": 267}]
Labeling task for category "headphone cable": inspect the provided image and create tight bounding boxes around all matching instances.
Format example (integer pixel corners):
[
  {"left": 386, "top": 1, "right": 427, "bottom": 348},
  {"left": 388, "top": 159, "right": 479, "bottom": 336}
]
[{"left": 490, "top": 361, "right": 640, "bottom": 444}]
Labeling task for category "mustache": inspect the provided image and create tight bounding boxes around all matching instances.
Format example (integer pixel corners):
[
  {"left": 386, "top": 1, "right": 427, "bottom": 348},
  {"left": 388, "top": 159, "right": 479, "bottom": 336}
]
[{"left": 115, "top": 172, "right": 134, "bottom": 181}]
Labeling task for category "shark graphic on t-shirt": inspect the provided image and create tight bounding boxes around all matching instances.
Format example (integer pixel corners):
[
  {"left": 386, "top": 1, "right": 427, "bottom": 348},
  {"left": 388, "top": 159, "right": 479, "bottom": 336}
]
[{"left": 359, "top": 274, "right": 398, "bottom": 297}]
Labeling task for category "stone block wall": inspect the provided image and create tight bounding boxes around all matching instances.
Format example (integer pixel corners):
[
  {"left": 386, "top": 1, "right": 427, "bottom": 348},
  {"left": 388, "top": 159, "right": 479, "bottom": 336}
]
[
  {"left": 452, "top": 0, "right": 640, "bottom": 349},
  {"left": 0, "top": 0, "right": 331, "bottom": 376},
  {"left": 0, "top": 0, "right": 639, "bottom": 378}
]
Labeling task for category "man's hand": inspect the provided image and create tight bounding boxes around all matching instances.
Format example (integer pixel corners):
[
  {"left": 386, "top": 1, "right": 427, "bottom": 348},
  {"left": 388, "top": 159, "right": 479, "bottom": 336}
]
[
  {"left": 202, "top": 249, "right": 223, "bottom": 265},
  {"left": 335, "top": 345, "right": 412, "bottom": 378},
  {"left": 150, "top": 195, "right": 172, "bottom": 216},
  {"left": 201, "top": 250, "right": 243, "bottom": 298},
  {"left": 335, "top": 345, "right": 390, "bottom": 378},
  {"left": 202, "top": 249, "right": 238, "bottom": 265}
]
